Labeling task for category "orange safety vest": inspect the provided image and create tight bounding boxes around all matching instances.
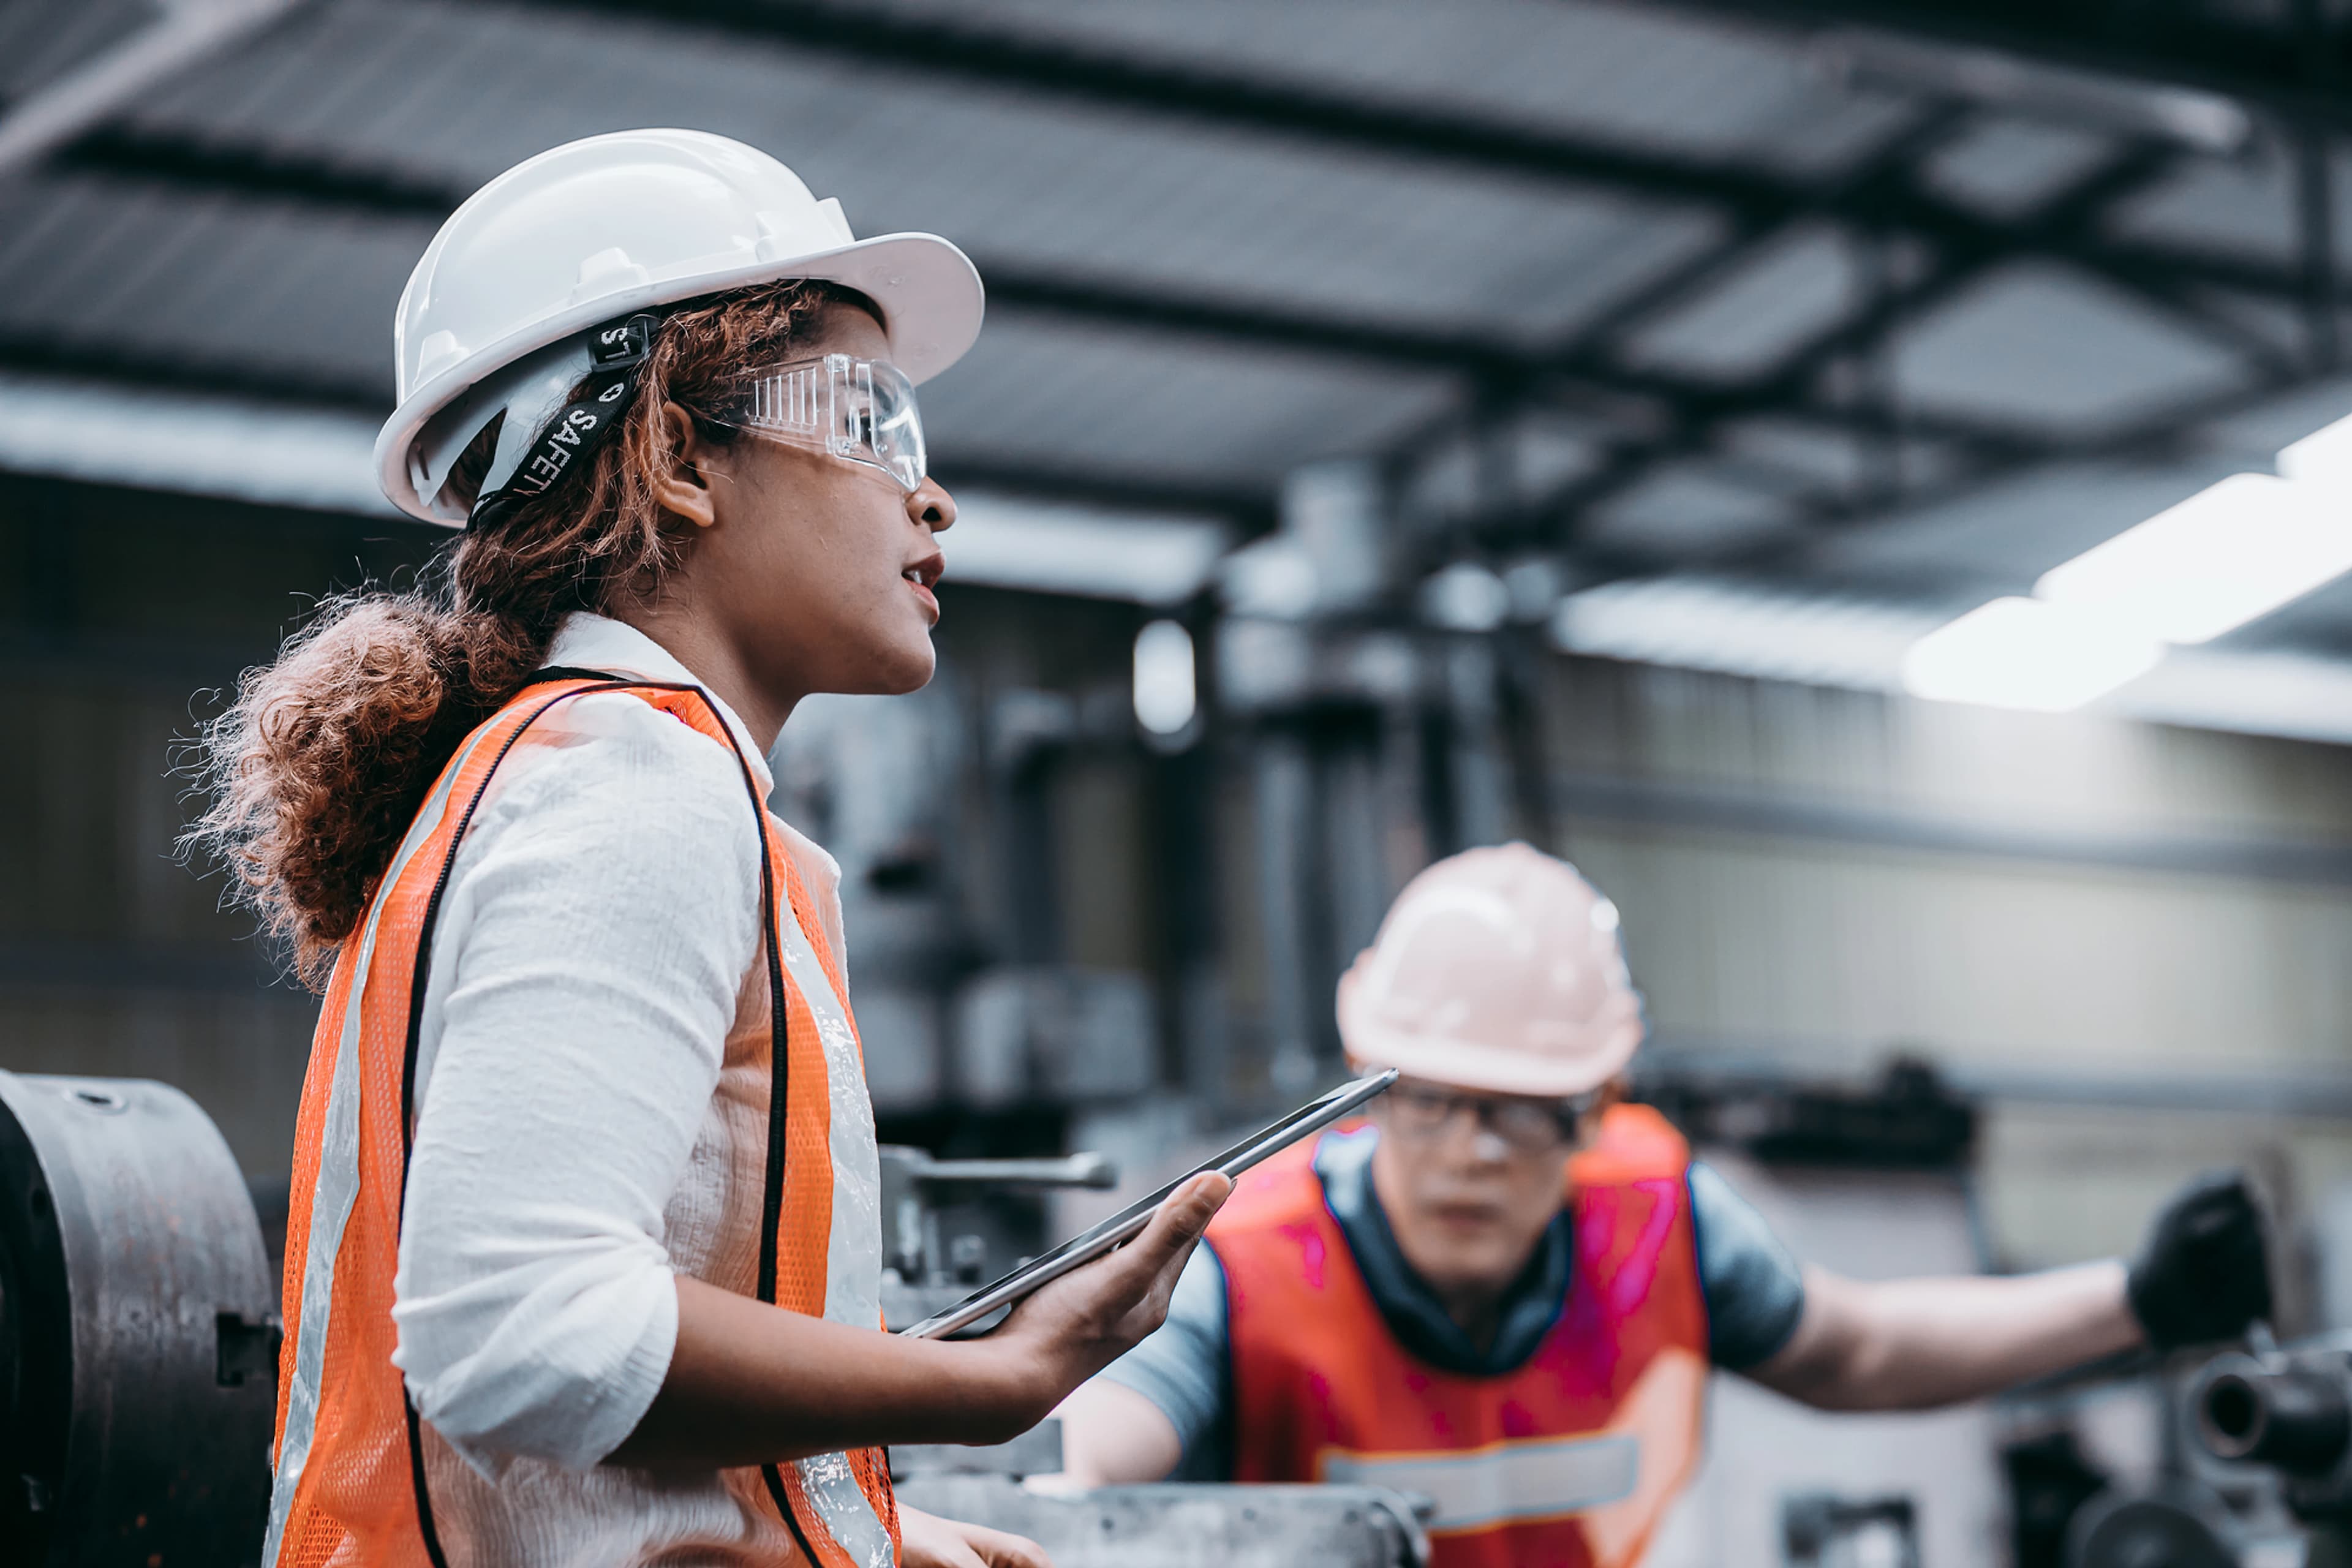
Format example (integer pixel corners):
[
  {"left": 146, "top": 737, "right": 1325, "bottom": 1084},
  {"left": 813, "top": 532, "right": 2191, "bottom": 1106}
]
[
  {"left": 1215, "top": 1105, "right": 1706, "bottom": 1568},
  {"left": 260, "top": 674, "right": 901, "bottom": 1568}
]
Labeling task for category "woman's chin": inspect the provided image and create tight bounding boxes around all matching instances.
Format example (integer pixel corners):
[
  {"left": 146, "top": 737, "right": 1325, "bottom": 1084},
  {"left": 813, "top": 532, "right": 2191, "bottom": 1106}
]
[{"left": 854, "top": 641, "right": 938, "bottom": 697}]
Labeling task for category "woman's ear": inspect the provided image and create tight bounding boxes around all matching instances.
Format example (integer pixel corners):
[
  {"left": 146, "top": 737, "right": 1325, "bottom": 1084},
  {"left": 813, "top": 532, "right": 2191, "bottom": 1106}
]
[{"left": 653, "top": 399, "right": 718, "bottom": 529}]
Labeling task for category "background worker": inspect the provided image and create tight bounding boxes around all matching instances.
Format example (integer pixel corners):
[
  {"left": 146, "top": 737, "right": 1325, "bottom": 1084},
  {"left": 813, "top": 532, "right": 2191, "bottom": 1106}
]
[
  {"left": 192, "top": 130, "right": 1224, "bottom": 1568},
  {"left": 1057, "top": 842, "right": 2271, "bottom": 1568}
]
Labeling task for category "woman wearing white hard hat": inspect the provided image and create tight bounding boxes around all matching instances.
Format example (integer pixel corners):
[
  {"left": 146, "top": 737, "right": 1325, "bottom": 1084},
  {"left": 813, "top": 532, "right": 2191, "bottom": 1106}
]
[
  {"left": 1061, "top": 842, "right": 2273, "bottom": 1568},
  {"left": 191, "top": 129, "right": 1224, "bottom": 1568}
]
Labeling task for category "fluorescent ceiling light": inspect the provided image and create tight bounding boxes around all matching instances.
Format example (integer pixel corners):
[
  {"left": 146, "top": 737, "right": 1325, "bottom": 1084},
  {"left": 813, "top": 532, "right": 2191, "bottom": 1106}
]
[
  {"left": 1550, "top": 573, "right": 2352, "bottom": 744},
  {"left": 2035, "top": 472, "right": 2352, "bottom": 644},
  {"left": 1901, "top": 597, "right": 2163, "bottom": 711},
  {"left": 2279, "top": 410, "right": 2352, "bottom": 488}
]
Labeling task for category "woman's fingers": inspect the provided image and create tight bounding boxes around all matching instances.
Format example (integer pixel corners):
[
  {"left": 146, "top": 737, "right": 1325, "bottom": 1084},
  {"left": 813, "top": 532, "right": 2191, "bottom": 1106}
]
[
  {"left": 1076, "top": 1171, "right": 1231, "bottom": 1333},
  {"left": 1122, "top": 1171, "right": 1232, "bottom": 1280},
  {"left": 961, "top": 1521, "right": 1055, "bottom": 1568},
  {"left": 998, "top": 1170, "right": 1232, "bottom": 1358}
]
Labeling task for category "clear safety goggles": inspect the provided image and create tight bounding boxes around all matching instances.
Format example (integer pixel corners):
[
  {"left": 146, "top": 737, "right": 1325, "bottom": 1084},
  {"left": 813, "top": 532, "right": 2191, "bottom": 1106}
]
[{"left": 707, "top": 352, "right": 927, "bottom": 492}]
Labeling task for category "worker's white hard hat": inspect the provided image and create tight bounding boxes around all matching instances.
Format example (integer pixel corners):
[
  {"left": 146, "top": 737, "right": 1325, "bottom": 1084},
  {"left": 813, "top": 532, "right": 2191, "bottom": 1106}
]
[
  {"left": 374, "top": 127, "right": 985, "bottom": 526},
  {"left": 1336, "top": 843, "right": 1644, "bottom": 1098}
]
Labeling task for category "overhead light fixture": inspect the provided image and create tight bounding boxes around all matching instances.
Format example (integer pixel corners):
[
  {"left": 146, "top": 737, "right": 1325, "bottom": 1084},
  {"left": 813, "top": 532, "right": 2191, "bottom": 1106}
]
[
  {"left": 1132, "top": 619, "right": 1198, "bottom": 738},
  {"left": 1905, "top": 407, "right": 2352, "bottom": 711},
  {"left": 1901, "top": 597, "right": 2163, "bottom": 712},
  {"left": 2036, "top": 473, "right": 2352, "bottom": 645}
]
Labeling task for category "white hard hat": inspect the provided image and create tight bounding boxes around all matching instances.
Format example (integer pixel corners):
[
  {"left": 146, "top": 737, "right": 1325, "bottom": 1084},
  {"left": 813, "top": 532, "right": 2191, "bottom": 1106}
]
[
  {"left": 1336, "top": 843, "right": 1645, "bottom": 1098},
  {"left": 374, "top": 127, "right": 985, "bottom": 526}
]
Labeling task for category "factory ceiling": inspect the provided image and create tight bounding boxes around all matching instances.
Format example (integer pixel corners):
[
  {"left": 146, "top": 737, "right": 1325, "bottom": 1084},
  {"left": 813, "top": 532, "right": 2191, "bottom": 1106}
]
[{"left": 6, "top": 0, "right": 2352, "bottom": 660}]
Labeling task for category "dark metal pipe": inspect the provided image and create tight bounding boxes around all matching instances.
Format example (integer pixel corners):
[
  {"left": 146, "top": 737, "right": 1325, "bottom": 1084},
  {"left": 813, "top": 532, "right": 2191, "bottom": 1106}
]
[{"left": 2198, "top": 1359, "right": 2352, "bottom": 1475}]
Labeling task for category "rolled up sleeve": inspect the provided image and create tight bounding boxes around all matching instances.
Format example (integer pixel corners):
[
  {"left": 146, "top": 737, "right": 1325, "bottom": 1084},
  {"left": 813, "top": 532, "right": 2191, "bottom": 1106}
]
[{"left": 390, "top": 705, "right": 763, "bottom": 1476}]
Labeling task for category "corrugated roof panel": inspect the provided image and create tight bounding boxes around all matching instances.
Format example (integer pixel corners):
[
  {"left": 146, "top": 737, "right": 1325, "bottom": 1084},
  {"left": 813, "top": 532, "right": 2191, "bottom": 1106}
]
[
  {"left": 1918, "top": 120, "right": 2122, "bottom": 220},
  {"left": 0, "top": 176, "right": 426, "bottom": 398},
  {"left": 0, "top": 0, "right": 160, "bottom": 102},
  {"left": 2199, "top": 372, "right": 2352, "bottom": 454},
  {"left": 1623, "top": 224, "right": 1861, "bottom": 380},
  {"left": 1719, "top": 417, "right": 1869, "bottom": 493},
  {"left": 120, "top": 1, "right": 1732, "bottom": 339},
  {"left": 850, "top": 0, "right": 1916, "bottom": 176},
  {"left": 2105, "top": 147, "right": 2297, "bottom": 262},
  {"left": 1888, "top": 261, "right": 2250, "bottom": 437},
  {"left": 1583, "top": 462, "right": 1795, "bottom": 554},
  {"left": 1811, "top": 458, "right": 2242, "bottom": 589},
  {"left": 923, "top": 315, "right": 1457, "bottom": 489}
]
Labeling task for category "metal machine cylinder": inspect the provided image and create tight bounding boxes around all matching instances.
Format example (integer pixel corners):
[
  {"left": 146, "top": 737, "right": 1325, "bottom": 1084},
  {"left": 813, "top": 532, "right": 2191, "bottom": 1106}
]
[
  {"left": 0, "top": 1071, "right": 277, "bottom": 1567},
  {"left": 2196, "top": 1353, "right": 2352, "bottom": 1476}
]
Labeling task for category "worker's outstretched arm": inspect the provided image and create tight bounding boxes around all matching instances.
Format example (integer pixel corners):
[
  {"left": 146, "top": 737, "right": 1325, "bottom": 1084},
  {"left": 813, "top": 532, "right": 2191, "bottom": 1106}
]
[
  {"left": 1748, "top": 1169, "right": 2271, "bottom": 1412},
  {"left": 607, "top": 1172, "right": 1229, "bottom": 1468},
  {"left": 1746, "top": 1261, "right": 2136, "bottom": 1411}
]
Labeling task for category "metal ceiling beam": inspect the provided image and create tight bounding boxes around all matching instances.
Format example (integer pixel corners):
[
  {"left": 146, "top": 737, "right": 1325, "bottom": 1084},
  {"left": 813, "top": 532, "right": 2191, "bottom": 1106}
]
[
  {"left": 1526, "top": 136, "right": 2199, "bottom": 541},
  {"left": 53, "top": 124, "right": 2226, "bottom": 546},
  {"left": 492, "top": 0, "right": 2345, "bottom": 313},
  {"left": 1657, "top": 0, "right": 2352, "bottom": 132},
  {"left": 1556, "top": 101, "right": 1978, "bottom": 363},
  {"left": 39, "top": 9, "right": 2335, "bottom": 559}
]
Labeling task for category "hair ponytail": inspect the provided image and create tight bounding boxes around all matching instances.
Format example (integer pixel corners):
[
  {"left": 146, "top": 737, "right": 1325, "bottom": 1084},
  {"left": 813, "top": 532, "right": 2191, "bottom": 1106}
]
[{"left": 186, "top": 278, "right": 865, "bottom": 987}]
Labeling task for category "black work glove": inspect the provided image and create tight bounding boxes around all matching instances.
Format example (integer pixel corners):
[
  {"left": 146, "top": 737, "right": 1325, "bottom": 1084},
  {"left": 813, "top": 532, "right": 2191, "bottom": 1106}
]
[{"left": 2126, "top": 1169, "right": 2273, "bottom": 1351}]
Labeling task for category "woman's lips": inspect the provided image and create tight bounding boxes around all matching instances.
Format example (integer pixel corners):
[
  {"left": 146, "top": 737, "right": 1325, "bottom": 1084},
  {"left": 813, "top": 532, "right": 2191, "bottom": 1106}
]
[{"left": 905, "top": 575, "right": 940, "bottom": 621}]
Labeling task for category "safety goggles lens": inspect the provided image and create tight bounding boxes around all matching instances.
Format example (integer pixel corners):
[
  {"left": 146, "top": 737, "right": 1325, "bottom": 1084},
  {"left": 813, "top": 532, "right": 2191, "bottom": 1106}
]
[
  {"left": 720, "top": 353, "right": 925, "bottom": 491},
  {"left": 1386, "top": 1082, "right": 1597, "bottom": 1153}
]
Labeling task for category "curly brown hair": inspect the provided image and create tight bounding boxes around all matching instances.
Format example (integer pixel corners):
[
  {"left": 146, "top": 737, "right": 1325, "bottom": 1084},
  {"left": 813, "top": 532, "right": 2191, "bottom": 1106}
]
[{"left": 186, "top": 279, "right": 872, "bottom": 988}]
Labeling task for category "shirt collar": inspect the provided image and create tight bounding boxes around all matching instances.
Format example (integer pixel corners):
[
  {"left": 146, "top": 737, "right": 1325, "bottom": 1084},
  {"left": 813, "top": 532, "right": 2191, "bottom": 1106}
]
[
  {"left": 543, "top": 612, "right": 847, "bottom": 933},
  {"left": 546, "top": 612, "right": 775, "bottom": 796}
]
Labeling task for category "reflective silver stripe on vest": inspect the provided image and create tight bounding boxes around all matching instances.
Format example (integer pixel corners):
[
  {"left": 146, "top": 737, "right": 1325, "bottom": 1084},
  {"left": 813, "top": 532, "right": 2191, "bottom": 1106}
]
[
  {"left": 769, "top": 843, "right": 894, "bottom": 1567},
  {"left": 1321, "top": 1431, "right": 1639, "bottom": 1536},
  {"left": 260, "top": 726, "right": 503, "bottom": 1568}
]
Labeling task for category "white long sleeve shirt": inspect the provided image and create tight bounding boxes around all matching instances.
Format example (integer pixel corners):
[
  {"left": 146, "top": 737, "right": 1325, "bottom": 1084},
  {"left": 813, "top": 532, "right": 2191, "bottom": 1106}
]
[{"left": 389, "top": 612, "right": 851, "bottom": 1566}]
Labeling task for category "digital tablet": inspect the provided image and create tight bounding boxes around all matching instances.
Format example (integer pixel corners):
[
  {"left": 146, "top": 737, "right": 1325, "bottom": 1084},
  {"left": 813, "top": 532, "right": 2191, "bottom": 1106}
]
[{"left": 895, "top": 1068, "right": 1400, "bottom": 1340}]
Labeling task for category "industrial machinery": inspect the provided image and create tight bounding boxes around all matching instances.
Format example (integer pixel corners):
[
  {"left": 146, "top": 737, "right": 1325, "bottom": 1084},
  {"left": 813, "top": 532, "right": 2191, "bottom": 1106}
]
[
  {"left": 1781, "top": 1491, "right": 1922, "bottom": 1568},
  {"left": 878, "top": 1142, "right": 1119, "bottom": 1330},
  {"left": 0, "top": 1069, "right": 278, "bottom": 1568},
  {"left": 2064, "top": 1340, "right": 2352, "bottom": 1568},
  {"left": 896, "top": 1476, "right": 1431, "bottom": 1568}
]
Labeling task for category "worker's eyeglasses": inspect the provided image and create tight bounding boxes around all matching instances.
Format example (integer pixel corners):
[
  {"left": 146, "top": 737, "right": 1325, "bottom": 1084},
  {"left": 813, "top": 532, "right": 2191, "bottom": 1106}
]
[
  {"left": 1383, "top": 1081, "right": 1599, "bottom": 1155},
  {"left": 705, "top": 352, "right": 927, "bottom": 492}
]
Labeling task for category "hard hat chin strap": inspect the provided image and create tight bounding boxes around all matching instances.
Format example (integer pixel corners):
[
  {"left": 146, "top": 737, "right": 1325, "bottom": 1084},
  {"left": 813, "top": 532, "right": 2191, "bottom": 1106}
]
[{"left": 467, "top": 311, "right": 663, "bottom": 532}]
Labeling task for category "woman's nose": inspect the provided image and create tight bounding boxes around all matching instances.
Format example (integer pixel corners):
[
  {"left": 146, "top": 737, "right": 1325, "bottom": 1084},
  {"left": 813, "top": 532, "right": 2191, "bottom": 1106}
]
[{"left": 909, "top": 478, "right": 956, "bottom": 533}]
